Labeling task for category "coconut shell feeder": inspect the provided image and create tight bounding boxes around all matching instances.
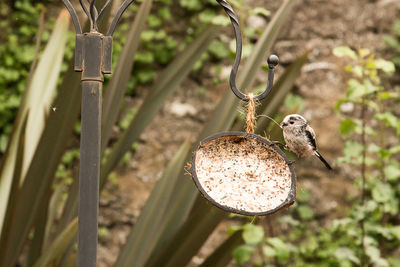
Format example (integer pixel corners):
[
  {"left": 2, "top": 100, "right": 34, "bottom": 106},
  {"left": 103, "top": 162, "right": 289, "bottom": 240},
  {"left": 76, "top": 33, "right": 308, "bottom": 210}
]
[{"left": 190, "top": 0, "right": 297, "bottom": 216}]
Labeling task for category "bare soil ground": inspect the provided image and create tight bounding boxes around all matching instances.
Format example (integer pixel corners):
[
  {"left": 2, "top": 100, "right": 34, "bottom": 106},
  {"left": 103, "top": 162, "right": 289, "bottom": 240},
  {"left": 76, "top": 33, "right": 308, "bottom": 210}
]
[{"left": 98, "top": 0, "right": 399, "bottom": 266}]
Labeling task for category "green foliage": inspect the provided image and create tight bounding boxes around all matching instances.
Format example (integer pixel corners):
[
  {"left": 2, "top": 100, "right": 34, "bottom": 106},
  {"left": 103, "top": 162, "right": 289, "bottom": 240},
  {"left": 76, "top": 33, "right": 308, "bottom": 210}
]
[
  {"left": 0, "top": 0, "right": 299, "bottom": 266},
  {"left": 232, "top": 46, "right": 400, "bottom": 266},
  {"left": 0, "top": 0, "right": 42, "bottom": 153},
  {"left": 384, "top": 20, "right": 400, "bottom": 66}
]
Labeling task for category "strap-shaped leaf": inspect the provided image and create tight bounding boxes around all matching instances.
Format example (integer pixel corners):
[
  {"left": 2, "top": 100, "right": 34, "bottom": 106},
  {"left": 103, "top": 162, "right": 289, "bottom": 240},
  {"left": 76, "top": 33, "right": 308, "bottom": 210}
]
[
  {"left": 199, "top": 230, "right": 244, "bottom": 267},
  {"left": 0, "top": 11, "right": 73, "bottom": 267},
  {"left": 102, "top": 0, "right": 153, "bottom": 153},
  {"left": 114, "top": 141, "right": 191, "bottom": 267},
  {"left": 32, "top": 218, "right": 78, "bottom": 267}
]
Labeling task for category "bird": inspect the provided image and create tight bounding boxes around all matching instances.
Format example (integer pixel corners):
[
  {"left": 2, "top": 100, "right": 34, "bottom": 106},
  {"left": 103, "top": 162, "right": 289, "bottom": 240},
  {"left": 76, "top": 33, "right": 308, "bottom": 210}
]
[{"left": 280, "top": 114, "right": 332, "bottom": 170}]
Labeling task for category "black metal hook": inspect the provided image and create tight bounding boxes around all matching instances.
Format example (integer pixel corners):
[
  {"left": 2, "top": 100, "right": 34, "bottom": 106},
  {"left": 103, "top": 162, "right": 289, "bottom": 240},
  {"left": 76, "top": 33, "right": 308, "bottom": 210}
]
[
  {"left": 217, "top": 0, "right": 279, "bottom": 102},
  {"left": 62, "top": 0, "right": 135, "bottom": 36}
]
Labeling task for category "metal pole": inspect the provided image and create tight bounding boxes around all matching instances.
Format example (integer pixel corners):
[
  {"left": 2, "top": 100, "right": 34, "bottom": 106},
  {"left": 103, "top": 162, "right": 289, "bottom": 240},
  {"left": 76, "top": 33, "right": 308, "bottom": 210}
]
[
  {"left": 78, "top": 80, "right": 101, "bottom": 266},
  {"left": 61, "top": 1, "right": 134, "bottom": 266},
  {"left": 77, "top": 31, "right": 106, "bottom": 267}
]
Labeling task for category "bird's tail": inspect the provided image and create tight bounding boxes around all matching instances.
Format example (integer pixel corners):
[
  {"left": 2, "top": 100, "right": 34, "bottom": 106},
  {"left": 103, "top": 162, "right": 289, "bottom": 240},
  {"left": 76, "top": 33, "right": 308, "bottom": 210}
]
[{"left": 314, "top": 151, "right": 332, "bottom": 170}]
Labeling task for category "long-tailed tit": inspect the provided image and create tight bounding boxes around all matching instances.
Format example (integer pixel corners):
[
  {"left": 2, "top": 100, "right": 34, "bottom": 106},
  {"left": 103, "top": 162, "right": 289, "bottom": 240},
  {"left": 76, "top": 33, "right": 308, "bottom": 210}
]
[{"left": 280, "top": 114, "right": 332, "bottom": 170}]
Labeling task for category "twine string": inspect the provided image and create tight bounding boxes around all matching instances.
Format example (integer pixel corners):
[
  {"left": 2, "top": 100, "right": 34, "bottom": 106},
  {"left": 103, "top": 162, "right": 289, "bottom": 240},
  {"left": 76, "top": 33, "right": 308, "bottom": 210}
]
[{"left": 246, "top": 93, "right": 256, "bottom": 133}]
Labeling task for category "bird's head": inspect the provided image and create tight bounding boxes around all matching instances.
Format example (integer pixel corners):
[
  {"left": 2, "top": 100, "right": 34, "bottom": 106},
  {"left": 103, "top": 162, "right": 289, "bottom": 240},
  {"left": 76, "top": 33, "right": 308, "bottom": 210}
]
[{"left": 280, "top": 114, "right": 308, "bottom": 128}]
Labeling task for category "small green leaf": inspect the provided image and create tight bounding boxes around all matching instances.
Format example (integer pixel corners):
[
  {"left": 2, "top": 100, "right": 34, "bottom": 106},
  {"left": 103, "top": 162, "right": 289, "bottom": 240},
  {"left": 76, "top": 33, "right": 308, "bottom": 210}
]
[
  {"left": 267, "top": 238, "right": 290, "bottom": 263},
  {"left": 358, "top": 48, "right": 370, "bottom": 58},
  {"left": 374, "top": 59, "right": 395, "bottom": 73},
  {"left": 242, "top": 224, "right": 264, "bottom": 245},
  {"left": 384, "top": 165, "right": 400, "bottom": 182},
  {"left": 208, "top": 40, "right": 229, "bottom": 59},
  {"left": 296, "top": 189, "right": 310, "bottom": 202},
  {"left": 390, "top": 226, "right": 400, "bottom": 240},
  {"left": 232, "top": 245, "right": 254, "bottom": 265},
  {"left": 198, "top": 9, "right": 216, "bottom": 24},
  {"left": 389, "top": 145, "right": 400, "bottom": 154},
  {"left": 297, "top": 205, "right": 314, "bottom": 220},
  {"left": 262, "top": 245, "right": 275, "bottom": 257},
  {"left": 211, "top": 15, "right": 231, "bottom": 26},
  {"left": 284, "top": 93, "right": 305, "bottom": 113},
  {"left": 333, "top": 46, "right": 357, "bottom": 60},
  {"left": 343, "top": 141, "right": 364, "bottom": 159},
  {"left": 374, "top": 112, "right": 399, "bottom": 128},
  {"left": 347, "top": 79, "right": 364, "bottom": 98},
  {"left": 179, "top": 0, "right": 202, "bottom": 11},
  {"left": 227, "top": 225, "right": 242, "bottom": 235},
  {"left": 339, "top": 118, "right": 357, "bottom": 138},
  {"left": 372, "top": 182, "right": 393, "bottom": 203},
  {"left": 352, "top": 65, "right": 363, "bottom": 77},
  {"left": 334, "top": 247, "right": 360, "bottom": 264},
  {"left": 366, "top": 246, "right": 389, "bottom": 267},
  {"left": 250, "top": 7, "right": 271, "bottom": 17}
]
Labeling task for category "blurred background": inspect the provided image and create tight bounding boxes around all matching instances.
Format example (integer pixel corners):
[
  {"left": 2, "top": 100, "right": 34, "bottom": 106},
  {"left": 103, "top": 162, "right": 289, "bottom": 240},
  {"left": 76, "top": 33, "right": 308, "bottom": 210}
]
[{"left": 0, "top": 0, "right": 399, "bottom": 266}]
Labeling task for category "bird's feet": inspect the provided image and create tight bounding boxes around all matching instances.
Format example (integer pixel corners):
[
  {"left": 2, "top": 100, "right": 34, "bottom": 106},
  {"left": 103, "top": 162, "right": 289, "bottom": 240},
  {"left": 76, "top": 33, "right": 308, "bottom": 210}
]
[{"left": 287, "top": 160, "right": 296, "bottom": 166}]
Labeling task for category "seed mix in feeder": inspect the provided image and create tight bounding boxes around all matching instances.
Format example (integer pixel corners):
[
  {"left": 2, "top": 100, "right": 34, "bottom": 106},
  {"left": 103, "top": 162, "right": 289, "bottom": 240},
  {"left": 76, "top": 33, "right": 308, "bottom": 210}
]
[{"left": 193, "top": 134, "right": 294, "bottom": 214}]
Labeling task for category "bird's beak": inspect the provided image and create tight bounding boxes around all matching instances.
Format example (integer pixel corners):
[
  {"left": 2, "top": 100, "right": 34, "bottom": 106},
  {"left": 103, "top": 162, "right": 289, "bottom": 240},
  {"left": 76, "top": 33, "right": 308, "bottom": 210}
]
[{"left": 280, "top": 122, "right": 287, "bottom": 127}]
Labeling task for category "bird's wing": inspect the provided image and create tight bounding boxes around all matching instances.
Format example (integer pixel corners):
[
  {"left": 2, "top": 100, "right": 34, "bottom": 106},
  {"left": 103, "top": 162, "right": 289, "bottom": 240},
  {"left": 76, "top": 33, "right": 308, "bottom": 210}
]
[{"left": 305, "top": 125, "right": 317, "bottom": 150}]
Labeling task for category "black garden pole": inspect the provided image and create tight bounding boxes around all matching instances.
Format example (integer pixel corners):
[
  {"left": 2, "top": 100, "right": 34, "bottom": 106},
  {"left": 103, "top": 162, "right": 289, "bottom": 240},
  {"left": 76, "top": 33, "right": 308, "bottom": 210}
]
[{"left": 61, "top": 1, "right": 134, "bottom": 266}]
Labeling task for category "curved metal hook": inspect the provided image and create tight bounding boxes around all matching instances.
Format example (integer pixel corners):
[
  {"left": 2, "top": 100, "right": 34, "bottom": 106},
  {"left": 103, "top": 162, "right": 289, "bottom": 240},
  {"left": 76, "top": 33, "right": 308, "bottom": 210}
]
[
  {"left": 61, "top": 0, "right": 83, "bottom": 34},
  {"left": 217, "top": 0, "right": 279, "bottom": 102},
  {"left": 97, "top": 0, "right": 113, "bottom": 23},
  {"left": 107, "top": 0, "right": 135, "bottom": 36}
]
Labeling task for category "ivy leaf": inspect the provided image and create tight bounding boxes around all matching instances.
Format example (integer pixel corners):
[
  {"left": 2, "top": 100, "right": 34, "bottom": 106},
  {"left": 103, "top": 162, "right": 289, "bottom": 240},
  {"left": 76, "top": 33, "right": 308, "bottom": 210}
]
[
  {"left": 366, "top": 246, "right": 389, "bottom": 267},
  {"left": 233, "top": 245, "right": 254, "bottom": 265},
  {"left": 339, "top": 118, "right": 357, "bottom": 138},
  {"left": 333, "top": 46, "right": 358, "bottom": 60},
  {"left": 372, "top": 182, "right": 393, "bottom": 203},
  {"left": 242, "top": 224, "right": 264, "bottom": 245},
  {"left": 347, "top": 79, "right": 365, "bottom": 98},
  {"left": 334, "top": 247, "right": 360, "bottom": 265},
  {"left": 390, "top": 226, "right": 400, "bottom": 240},
  {"left": 374, "top": 112, "right": 400, "bottom": 134}
]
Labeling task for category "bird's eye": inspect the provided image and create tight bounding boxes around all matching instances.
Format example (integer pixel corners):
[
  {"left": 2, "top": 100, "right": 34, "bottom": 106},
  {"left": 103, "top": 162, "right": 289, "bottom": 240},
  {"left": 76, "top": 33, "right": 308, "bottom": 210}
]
[{"left": 289, "top": 121, "right": 294, "bottom": 125}]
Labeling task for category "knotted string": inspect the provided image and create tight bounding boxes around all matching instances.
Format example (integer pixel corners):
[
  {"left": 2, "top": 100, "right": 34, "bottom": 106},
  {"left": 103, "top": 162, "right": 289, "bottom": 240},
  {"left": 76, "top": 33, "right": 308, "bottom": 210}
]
[{"left": 246, "top": 93, "right": 256, "bottom": 133}]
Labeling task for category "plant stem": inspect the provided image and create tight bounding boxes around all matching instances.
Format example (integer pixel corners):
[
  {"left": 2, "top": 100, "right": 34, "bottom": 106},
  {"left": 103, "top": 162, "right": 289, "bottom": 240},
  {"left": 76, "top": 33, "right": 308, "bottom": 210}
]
[{"left": 360, "top": 97, "right": 367, "bottom": 267}]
